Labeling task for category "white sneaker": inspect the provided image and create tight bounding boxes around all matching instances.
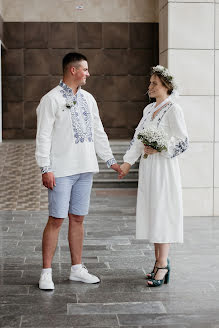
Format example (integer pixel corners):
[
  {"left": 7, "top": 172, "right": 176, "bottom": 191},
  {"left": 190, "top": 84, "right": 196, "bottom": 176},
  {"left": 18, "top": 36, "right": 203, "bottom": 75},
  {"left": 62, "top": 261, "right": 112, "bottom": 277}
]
[
  {"left": 39, "top": 271, "right": 55, "bottom": 290},
  {"left": 69, "top": 265, "right": 100, "bottom": 284}
]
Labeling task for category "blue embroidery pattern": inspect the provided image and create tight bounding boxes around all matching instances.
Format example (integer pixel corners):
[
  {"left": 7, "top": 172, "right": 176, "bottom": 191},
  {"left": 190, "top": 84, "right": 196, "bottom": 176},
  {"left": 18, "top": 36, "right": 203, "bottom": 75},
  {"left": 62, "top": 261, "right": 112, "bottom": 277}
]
[
  {"left": 59, "top": 80, "right": 93, "bottom": 144},
  {"left": 171, "top": 137, "right": 188, "bottom": 158},
  {"left": 106, "top": 158, "right": 117, "bottom": 168}
]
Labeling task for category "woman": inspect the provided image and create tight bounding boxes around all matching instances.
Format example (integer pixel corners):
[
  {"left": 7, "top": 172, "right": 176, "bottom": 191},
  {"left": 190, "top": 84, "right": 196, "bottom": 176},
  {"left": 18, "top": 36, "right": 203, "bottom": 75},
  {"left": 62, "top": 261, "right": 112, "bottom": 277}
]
[{"left": 120, "top": 65, "right": 189, "bottom": 287}]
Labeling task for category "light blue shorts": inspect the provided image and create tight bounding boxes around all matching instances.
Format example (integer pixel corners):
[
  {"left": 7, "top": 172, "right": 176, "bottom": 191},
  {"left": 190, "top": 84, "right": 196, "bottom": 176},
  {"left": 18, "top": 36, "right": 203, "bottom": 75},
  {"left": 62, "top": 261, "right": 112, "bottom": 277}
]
[{"left": 48, "top": 173, "right": 93, "bottom": 218}]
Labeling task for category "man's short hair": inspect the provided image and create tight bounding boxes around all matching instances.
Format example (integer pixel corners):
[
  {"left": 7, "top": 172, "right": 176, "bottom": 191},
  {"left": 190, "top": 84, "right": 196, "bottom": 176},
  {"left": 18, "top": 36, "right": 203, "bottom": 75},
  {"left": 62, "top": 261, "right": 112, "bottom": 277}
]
[{"left": 62, "top": 52, "right": 88, "bottom": 73}]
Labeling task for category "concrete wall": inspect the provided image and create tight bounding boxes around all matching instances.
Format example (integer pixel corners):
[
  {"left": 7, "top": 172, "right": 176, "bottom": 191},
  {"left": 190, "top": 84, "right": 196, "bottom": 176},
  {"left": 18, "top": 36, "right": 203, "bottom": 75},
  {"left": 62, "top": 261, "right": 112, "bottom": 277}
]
[{"left": 0, "top": 0, "right": 158, "bottom": 22}]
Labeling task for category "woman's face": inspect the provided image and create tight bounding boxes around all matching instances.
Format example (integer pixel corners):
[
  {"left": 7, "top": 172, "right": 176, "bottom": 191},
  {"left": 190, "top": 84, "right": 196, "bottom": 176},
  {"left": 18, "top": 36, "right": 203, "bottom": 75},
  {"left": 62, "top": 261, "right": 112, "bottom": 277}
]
[{"left": 148, "top": 74, "right": 168, "bottom": 99}]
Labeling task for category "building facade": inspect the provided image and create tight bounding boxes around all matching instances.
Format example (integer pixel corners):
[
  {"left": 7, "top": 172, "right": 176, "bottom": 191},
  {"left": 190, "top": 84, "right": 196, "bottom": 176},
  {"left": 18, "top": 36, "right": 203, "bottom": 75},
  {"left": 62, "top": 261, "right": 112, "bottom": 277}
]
[{"left": 0, "top": 0, "right": 218, "bottom": 216}]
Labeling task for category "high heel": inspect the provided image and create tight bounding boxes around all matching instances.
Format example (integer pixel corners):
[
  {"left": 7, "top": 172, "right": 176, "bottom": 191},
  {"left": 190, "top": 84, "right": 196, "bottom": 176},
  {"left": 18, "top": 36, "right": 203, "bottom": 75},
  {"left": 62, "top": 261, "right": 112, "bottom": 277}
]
[
  {"left": 146, "top": 258, "right": 169, "bottom": 280},
  {"left": 147, "top": 265, "right": 170, "bottom": 287}
]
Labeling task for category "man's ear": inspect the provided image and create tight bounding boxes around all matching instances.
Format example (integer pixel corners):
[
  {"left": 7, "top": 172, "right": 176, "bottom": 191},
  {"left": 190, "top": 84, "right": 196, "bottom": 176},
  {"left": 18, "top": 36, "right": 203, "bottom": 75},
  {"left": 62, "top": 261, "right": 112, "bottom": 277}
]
[{"left": 70, "top": 66, "right": 76, "bottom": 75}]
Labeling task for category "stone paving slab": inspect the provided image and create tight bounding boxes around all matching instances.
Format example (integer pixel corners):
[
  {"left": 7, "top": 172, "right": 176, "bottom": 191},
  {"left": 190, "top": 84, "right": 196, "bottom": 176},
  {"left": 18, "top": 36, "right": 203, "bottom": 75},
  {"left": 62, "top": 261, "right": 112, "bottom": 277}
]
[{"left": 67, "top": 302, "right": 166, "bottom": 315}]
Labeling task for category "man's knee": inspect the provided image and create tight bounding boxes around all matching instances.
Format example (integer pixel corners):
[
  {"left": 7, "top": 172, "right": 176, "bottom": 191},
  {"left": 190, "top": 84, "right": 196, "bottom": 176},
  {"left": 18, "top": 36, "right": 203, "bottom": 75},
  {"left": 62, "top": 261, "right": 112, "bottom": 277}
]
[
  {"left": 69, "top": 213, "right": 84, "bottom": 223},
  {"left": 48, "top": 216, "right": 64, "bottom": 229}
]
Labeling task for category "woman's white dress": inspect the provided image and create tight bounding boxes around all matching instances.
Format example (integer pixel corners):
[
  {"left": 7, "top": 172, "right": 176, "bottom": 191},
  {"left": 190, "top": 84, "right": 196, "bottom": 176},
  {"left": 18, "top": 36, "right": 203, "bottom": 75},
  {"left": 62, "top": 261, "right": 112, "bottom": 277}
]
[{"left": 124, "top": 101, "right": 189, "bottom": 243}]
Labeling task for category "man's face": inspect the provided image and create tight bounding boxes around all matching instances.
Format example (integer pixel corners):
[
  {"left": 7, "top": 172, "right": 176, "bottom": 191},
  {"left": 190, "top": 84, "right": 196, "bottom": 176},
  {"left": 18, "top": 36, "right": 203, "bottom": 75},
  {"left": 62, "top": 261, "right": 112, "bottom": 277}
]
[{"left": 73, "top": 60, "right": 90, "bottom": 86}]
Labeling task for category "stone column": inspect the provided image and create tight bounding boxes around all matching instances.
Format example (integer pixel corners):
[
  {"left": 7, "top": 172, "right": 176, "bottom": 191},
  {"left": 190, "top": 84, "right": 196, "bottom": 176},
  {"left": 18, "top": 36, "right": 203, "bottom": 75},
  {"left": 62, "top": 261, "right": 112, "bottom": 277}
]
[{"left": 159, "top": 0, "right": 217, "bottom": 216}]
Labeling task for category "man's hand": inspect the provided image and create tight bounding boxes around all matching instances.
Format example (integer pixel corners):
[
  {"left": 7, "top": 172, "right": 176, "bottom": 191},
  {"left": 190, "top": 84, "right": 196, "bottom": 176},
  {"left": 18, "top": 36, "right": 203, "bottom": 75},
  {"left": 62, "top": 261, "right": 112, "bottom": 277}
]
[
  {"left": 111, "top": 163, "right": 123, "bottom": 179},
  {"left": 119, "top": 162, "right": 131, "bottom": 179},
  {"left": 42, "top": 172, "right": 56, "bottom": 190}
]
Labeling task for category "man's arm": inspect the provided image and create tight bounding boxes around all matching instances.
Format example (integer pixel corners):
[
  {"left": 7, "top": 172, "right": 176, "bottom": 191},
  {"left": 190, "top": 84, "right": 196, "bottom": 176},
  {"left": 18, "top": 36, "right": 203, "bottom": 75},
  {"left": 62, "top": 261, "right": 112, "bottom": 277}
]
[{"left": 35, "top": 95, "right": 57, "bottom": 188}]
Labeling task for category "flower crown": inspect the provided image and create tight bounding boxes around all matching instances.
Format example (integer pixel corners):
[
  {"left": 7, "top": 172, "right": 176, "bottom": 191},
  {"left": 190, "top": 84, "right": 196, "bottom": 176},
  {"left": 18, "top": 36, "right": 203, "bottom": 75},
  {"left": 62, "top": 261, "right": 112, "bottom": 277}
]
[{"left": 151, "top": 65, "right": 177, "bottom": 90}]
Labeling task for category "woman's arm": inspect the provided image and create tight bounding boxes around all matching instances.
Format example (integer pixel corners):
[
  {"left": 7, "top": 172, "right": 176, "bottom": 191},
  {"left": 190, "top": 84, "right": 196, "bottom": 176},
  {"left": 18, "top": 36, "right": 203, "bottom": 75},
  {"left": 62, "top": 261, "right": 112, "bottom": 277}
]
[{"left": 161, "top": 104, "right": 189, "bottom": 158}]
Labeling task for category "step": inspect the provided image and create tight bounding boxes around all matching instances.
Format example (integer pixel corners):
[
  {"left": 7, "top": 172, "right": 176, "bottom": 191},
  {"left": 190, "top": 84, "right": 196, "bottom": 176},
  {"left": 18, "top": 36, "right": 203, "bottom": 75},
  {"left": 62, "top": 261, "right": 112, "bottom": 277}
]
[
  {"left": 93, "top": 179, "right": 138, "bottom": 188},
  {"left": 98, "top": 160, "right": 139, "bottom": 169},
  {"left": 94, "top": 169, "right": 138, "bottom": 180}
]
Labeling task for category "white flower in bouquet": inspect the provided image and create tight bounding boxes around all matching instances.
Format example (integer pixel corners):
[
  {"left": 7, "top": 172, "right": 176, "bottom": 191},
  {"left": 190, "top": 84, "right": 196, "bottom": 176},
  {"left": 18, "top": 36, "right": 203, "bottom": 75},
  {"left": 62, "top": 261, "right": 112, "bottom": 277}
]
[{"left": 137, "top": 126, "right": 168, "bottom": 158}]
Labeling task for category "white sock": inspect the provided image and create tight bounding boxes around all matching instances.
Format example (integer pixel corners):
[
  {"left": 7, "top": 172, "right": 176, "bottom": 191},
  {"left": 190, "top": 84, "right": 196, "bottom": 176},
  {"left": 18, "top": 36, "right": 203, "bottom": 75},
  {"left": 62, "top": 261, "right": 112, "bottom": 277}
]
[
  {"left": 42, "top": 268, "right": 52, "bottom": 274},
  {"left": 71, "top": 264, "right": 82, "bottom": 271}
]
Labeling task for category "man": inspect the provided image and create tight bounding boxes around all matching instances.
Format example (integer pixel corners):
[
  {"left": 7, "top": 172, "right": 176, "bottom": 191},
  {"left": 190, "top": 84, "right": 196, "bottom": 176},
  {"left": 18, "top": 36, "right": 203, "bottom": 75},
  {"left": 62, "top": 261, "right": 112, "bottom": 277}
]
[{"left": 35, "top": 52, "right": 121, "bottom": 290}]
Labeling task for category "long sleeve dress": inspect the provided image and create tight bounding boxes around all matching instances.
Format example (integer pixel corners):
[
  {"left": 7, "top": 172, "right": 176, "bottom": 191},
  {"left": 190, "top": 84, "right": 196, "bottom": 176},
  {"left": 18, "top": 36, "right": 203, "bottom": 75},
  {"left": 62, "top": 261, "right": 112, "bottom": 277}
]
[{"left": 124, "top": 101, "right": 189, "bottom": 243}]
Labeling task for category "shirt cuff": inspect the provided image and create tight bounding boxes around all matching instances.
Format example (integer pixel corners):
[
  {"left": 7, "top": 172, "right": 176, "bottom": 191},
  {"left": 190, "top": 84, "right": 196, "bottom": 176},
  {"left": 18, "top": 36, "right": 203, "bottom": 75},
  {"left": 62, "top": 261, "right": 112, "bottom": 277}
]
[
  {"left": 40, "top": 166, "right": 52, "bottom": 174},
  {"left": 106, "top": 158, "right": 117, "bottom": 168}
]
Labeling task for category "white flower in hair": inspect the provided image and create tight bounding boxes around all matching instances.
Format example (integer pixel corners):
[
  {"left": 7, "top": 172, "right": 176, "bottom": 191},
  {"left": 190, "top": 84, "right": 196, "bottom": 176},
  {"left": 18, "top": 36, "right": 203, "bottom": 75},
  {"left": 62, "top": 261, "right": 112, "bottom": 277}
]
[{"left": 151, "top": 65, "right": 177, "bottom": 90}]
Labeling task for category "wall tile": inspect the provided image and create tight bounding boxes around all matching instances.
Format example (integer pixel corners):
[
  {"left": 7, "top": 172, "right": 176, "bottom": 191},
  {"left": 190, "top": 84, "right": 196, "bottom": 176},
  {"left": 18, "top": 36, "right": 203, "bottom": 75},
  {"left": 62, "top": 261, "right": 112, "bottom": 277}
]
[
  {"left": 2, "top": 0, "right": 24, "bottom": 21},
  {"left": 103, "top": 76, "right": 130, "bottom": 101},
  {"left": 100, "top": 0, "right": 129, "bottom": 22},
  {"left": 2, "top": 49, "right": 24, "bottom": 76},
  {"left": 103, "top": 23, "right": 129, "bottom": 48},
  {"left": 129, "top": 76, "right": 148, "bottom": 102},
  {"left": 78, "top": 23, "right": 102, "bottom": 49},
  {"left": 183, "top": 188, "right": 213, "bottom": 216},
  {"left": 24, "top": 49, "right": 50, "bottom": 75},
  {"left": 215, "top": 51, "right": 219, "bottom": 95},
  {"left": 81, "top": 50, "right": 105, "bottom": 75},
  {"left": 214, "top": 143, "right": 219, "bottom": 188},
  {"left": 177, "top": 96, "right": 214, "bottom": 142},
  {"left": 103, "top": 50, "right": 128, "bottom": 76},
  {"left": 130, "top": 23, "right": 156, "bottom": 49},
  {"left": 171, "top": 0, "right": 214, "bottom": 2},
  {"left": 216, "top": 4, "right": 219, "bottom": 49},
  {"left": 169, "top": 3, "right": 214, "bottom": 49},
  {"left": 24, "top": 76, "right": 50, "bottom": 102},
  {"left": 74, "top": 0, "right": 104, "bottom": 22},
  {"left": 24, "top": 23, "right": 48, "bottom": 48},
  {"left": 2, "top": 129, "right": 25, "bottom": 139},
  {"left": 168, "top": 49, "right": 214, "bottom": 96},
  {"left": 126, "top": 102, "right": 145, "bottom": 129},
  {"left": 159, "top": 0, "right": 168, "bottom": 10},
  {"left": 179, "top": 142, "right": 213, "bottom": 188},
  {"left": 3, "top": 77, "right": 23, "bottom": 101},
  {"left": 48, "top": 23, "right": 76, "bottom": 49},
  {"left": 0, "top": 13, "right": 3, "bottom": 40},
  {"left": 128, "top": 49, "right": 154, "bottom": 76},
  {"left": 214, "top": 188, "right": 219, "bottom": 216},
  {"left": 159, "top": 50, "right": 168, "bottom": 67},
  {"left": 4, "top": 22, "right": 24, "bottom": 48},
  {"left": 49, "top": 49, "right": 73, "bottom": 75},
  {"left": 83, "top": 76, "right": 104, "bottom": 102},
  {"left": 3, "top": 102, "right": 23, "bottom": 129},
  {"left": 23, "top": 0, "right": 74, "bottom": 22},
  {"left": 101, "top": 102, "right": 128, "bottom": 128},
  {"left": 24, "top": 102, "right": 38, "bottom": 129},
  {"left": 159, "top": 3, "right": 168, "bottom": 53},
  {"left": 129, "top": 0, "right": 158, "bottom": 22},
  {"left": 50, "top": 76, "right": 62, "bottom": 90},
  {"left": 215, "top": 97, "right": 219, "bottom": 142},
  {"left": 105, "top": 127, "right": 130, "bottom": 139}
]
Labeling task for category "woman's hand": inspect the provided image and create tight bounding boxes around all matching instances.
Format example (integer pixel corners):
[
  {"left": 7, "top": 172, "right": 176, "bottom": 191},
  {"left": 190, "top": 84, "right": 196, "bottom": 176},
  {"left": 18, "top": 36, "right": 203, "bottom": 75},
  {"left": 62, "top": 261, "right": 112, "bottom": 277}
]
[
  {"left": 144, "top": 146, "right": 158, "bottom": 156},
  {"left": 119, "top": 162, "right": 131, "bottom": 179}
]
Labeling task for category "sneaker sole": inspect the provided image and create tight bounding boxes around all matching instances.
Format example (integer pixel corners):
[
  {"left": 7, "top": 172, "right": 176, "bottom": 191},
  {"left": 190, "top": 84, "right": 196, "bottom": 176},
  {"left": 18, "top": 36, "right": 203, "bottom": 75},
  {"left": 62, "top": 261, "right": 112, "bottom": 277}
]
[
  {"left": 69, "top": 276, "right": 100, "bottom": 284},
  {"left": 39, "top": 283, "right": 55, "bottom": 290}
]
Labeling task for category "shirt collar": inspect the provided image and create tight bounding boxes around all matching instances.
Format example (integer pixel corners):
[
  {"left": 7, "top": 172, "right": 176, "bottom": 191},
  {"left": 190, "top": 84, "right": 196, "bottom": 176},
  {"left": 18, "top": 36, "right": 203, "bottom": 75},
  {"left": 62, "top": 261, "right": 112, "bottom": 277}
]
[{"left": 59, "top": 80, "right": 81, "bottom": 96}]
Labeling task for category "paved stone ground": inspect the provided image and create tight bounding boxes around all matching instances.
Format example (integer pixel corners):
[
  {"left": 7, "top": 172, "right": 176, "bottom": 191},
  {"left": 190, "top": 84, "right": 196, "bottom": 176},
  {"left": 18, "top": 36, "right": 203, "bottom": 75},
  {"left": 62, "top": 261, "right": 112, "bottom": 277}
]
[
  {"left": 1, "top": 188, "right": 219, "bottom": 327},
  {"left": 1, "top": 141, "right": 219, "bottom": 327}
]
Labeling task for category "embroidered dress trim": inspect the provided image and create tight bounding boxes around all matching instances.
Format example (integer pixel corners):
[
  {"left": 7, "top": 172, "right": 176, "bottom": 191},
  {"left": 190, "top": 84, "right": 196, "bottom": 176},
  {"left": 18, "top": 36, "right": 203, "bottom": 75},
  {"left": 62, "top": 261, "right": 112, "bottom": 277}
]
[
  {"left": 59, "top": 80, "right": 93, "bottom": 144},
  {"left": 171, "top": 137, "right": 188, "bottom": 158},
  {"left": 106, "top": 158, "right": 117, "bottom": 168}
]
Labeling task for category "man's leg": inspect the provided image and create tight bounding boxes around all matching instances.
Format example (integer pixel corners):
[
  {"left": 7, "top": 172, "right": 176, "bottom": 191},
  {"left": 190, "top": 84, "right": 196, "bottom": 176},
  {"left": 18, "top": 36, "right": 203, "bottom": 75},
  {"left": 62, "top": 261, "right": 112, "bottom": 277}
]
[
  {"left": 42, "top": 216, "right": 64, "bottom": 268},
  {"left": 68, "top": 172, "right": 100, "bottom": 283},
  {"left": 68, "top": 214, "right": 84, "bottom": 265}
]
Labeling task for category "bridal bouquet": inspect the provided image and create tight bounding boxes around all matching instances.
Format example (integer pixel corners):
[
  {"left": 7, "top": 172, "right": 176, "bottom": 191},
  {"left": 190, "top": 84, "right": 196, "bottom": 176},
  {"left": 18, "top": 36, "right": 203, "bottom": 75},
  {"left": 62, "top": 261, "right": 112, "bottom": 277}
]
[{"left": 137, "top": 126, "right": 168, "bottom": 158}]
